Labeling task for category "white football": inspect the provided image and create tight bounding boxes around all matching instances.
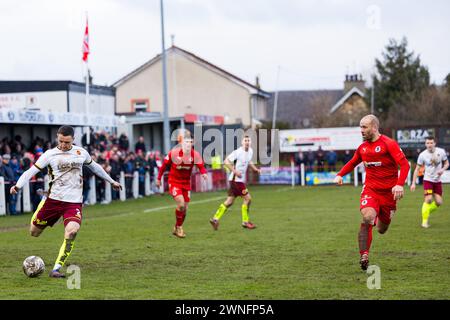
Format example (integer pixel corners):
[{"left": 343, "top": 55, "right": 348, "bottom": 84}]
[{"left": 23, "top": 256, "right": 45, "bottom": 278}]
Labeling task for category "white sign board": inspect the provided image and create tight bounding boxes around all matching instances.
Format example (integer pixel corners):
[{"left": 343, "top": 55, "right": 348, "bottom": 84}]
[
  {"left": 0, "top": 108, "right": 118, "bottom": 127},
  {"left": 279, "top": 127, "right": 362, "bottom": 152}
]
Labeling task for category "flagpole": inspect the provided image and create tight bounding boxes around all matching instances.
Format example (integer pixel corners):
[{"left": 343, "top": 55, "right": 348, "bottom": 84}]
[
  {"left": 160, "top": 0, "right": 170, "bottom": 155},
  {"left": 85, "top": 60, "right": 90, "bottom": 145},
  {"left": 84, "top": 12, "right": 90, "bottom": 145}
]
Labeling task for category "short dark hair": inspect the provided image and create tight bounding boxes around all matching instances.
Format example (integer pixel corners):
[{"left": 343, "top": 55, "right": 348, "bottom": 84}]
[
  {"left": 425, "top": 136, "right": 435, "bottom": 141},
  {"left": 57, "top": 125, "right": 74, "bottom": 137}
]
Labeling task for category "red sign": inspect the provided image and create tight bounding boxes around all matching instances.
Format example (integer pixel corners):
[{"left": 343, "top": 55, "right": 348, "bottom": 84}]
[{"left": 184, "top": 113, "right": 224, "bottom": 125}]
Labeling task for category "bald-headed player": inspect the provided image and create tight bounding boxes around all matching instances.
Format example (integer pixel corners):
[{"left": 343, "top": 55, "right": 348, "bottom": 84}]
[
  {"left": 410, "top": 136, "right": 448, "bottom": 228},
  {"left": 11, "top": 126, "right": 122, "bottom": 278},
  {"left": 333, "top": 115, "right": 410, "bottom": 270},
  {"left": 156, "top": 129, "right": 208, "bottom": 238}
]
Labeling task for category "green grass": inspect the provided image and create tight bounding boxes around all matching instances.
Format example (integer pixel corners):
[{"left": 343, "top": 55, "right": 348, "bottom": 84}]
[{"left": 0, "top": 185, "right": 449, "bottom": 299}]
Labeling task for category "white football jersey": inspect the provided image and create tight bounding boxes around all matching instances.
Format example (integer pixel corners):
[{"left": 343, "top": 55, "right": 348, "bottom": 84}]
[
  {"left": 227, "top": 147, "right": 253, "bottom": 183},
  {"left": 417, "top": 147, "right": 448, "bottom": 183},
  {"left": 34, "top": 145, "right": 92, "bottom": 203}
]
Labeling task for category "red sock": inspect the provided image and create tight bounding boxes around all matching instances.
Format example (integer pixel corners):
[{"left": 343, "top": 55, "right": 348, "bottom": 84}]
[
  {"left": 175, "top": 209, "right": 185, "bottom": 227},
  {"left": 358, "top": 223, "right": 373, "bottom": 255}
]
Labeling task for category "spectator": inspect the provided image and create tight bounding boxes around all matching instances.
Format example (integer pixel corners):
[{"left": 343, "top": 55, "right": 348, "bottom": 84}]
[
  {"left": 81, "top": 128, "right": 95, "bottom": 148},
  {"left": 342, "top": 150, "right": 352, "bottom": 165},
  {"left": 306, "top": 149, "right": 315, "bottom": 172},
  {"left": 316, "top": 147, "right": 325, "bottom": 172},
  {"left": 82, "top": 165, "right": 94, "bottom": 205},
  {"left": 135, "top": 136, "right": 146, "bottom": 154},
  {"left": 119, "top": 133, "right": 130, "bottom": 152},
  {"left": 109, "top": 154, "right": 122, "bottom": 200},
  {"left": 326, "top": 149, "right": 338, "bottom": 172},
  {"left": 0, "top": 154, "right": 17, "bottom": 215},
  {"left": 295, "top": 151, "right": 307, "bottom": 184},
  {"left": 135, "top": 150, "right": 146, "bottom": 196}
]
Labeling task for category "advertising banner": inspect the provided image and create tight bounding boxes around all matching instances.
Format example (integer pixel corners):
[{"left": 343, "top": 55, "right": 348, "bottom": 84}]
[{"left": 279, "top": 127, "right": 362, "bottom": 152}]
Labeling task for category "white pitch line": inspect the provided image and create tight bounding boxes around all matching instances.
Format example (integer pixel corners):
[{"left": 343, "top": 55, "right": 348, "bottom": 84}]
[
  {"left": 143, "top": 196, "right": 224, "bottom": 213},
  {"left": 100, "top": 195, "right": 225, "bottom": 220}
]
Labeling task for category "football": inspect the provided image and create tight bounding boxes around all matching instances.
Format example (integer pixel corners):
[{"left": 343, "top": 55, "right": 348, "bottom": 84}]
[{"left": 22, "top": 256, "right": 45, "bottom": 278}]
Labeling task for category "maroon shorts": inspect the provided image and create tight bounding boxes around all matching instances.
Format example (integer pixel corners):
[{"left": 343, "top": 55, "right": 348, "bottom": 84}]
[
  {"left": 360, "top": 187, "right": 396, "bottom": 225},
  {"left": 228, "top": 181, "right": 249, "bottom": 198},
  {"left": 423, "top": 180, "right": 443, "bottom": 196},
  {"left": 32, "top": 197, "right": 83, "bottom": 229},
  {"left": 169, "top": 184, "right": 191, "bottom": 203}
]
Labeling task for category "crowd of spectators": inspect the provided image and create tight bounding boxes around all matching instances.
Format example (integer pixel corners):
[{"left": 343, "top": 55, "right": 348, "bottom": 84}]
[
  {"left": 293, "top": 147, "right": 346, "bottom": 173},
  {"left": 0, "top": 131, "right": 163, "bottom": 215}
]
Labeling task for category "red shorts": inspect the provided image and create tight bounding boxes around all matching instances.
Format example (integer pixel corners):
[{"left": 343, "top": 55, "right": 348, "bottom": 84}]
[
  {"left": 423, "top": 180, "right": 443, "bottom": 196},
  {"left": 228, "top": 181, "right": 249, "bottom": 197},
  {"left": 169, "top": 185, "right": 191, "bottom": 203},
  {"left": 32, "top": 197, "right": 83, "bottom": 229},
  {"left": 360, "top": 187, "right": 396, "bottom": 225}
]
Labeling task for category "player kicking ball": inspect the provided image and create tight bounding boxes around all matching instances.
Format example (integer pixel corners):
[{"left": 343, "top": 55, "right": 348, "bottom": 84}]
[
  {"left": 410, "top": 136, "right": 448, "bottom": 228},
  {"left": 156, "top": 130, "right": 207, "bottom": 238},
  {"left": 210, "top": 135, "right": 260, "bottom": 231},
  {"left": 333, "top": 115, "right": 410, "bottom": 271},
  {"left": 10, "top": 126, "right": 122, "bottom": 278}
]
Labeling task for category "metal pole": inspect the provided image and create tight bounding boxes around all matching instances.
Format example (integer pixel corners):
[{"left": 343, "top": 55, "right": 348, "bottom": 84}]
[
  {"left": 271, "top": 66, "right": 281, "bottom": 156},
  {"left": 271, "top": 66, "right": 281, "bottom": 131},
  {"left": 371, "top": 74, "right": 375, "bottom": 115},
  {"left": 160, "top": 0, "right": 170, "bottom": 154}
]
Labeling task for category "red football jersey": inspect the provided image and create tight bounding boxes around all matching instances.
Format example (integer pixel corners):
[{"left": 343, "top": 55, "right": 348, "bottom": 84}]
[
  {"left": 157, "top": 147, "right": 207, "bottom": 190},
  {"left": 338, "top": 135, "right": 409, "bottom": 191}
]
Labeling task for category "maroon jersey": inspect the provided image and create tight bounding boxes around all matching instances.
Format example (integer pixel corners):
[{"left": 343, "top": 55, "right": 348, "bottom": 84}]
[
  {"left": 157, "top": 147, "right": 207, "bottom": 190},
  {"left": 338, "top": 135, "right": 410, "bottom": 191}
]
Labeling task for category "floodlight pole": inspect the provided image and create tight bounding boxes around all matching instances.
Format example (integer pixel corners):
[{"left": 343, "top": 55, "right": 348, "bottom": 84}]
[{"left": 160, "top": 0, "right": 170, "bottom": 154}]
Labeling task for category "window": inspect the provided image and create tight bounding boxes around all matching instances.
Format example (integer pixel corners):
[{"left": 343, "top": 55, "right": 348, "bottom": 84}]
[{"left": 131, "top": 99, "right": 149, "bottom": 113}]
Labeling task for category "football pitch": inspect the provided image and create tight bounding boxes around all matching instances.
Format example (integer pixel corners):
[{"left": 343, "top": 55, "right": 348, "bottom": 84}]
[{"left": 0, "top": 185, "right": 449, "bottom": 300}]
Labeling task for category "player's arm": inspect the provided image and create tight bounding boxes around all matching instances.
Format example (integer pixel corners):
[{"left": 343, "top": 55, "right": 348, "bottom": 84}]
[
  {"left": 249, "top": 161, "right": 261, "bottom": 174},
  {"left": 11, "top": 152, "right": 50, "bottom": 194},
  {"left": 156, "top": 151, "right": 172, "bottom": 187},
  {"left": 10, "top": 165, "right": 41, "bottom": 194},
  {"left": 386, "top": 140, "right": 410, "bottom": 200},
  {"left": 333, "top": 149, "right": 362, "bottom": 185},
  {"left": 84, "top": 152, "right": 122, "bottom": 190},
  {"left": 410, "top": 163, "right": 423, "bottom": 192},
  {"left": 194, "top": 151, "right": 208, "bottom": 181},
  {"left": 437, "top": 159, "right": 449, "bottom": 176}
]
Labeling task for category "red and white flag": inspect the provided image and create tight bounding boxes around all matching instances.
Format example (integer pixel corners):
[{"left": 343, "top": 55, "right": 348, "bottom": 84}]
[{"left": 82, "top": 17, "right": 89, "bottom": 62}]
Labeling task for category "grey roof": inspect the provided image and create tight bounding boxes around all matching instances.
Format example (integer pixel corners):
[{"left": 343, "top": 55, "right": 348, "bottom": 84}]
[{"left": 267, "top": 90, "right": 343, "bottom": 128}]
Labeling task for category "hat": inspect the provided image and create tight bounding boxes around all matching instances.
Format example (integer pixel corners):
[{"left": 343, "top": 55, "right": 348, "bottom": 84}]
[{"left": 2, "top": 154, "right": 11, "bottom": 160}]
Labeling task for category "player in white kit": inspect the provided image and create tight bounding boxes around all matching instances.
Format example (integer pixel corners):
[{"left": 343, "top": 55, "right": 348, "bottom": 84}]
[
  {"left": 210, "top": 136, "right": 260, "bottom": 230},
  {"left": 410, "top": 136, "right": 449, "bottom": 228},
  {"left": 11, "top": 126, "right": 122, "bottom": 278}
]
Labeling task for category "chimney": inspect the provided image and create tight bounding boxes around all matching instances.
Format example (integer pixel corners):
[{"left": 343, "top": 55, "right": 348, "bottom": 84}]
[
  {"left": 344, "top": 73, "right": 366, "bottom": 93},
  {"left": 255, "top": 76, "right": 260, "bottom": 89}
]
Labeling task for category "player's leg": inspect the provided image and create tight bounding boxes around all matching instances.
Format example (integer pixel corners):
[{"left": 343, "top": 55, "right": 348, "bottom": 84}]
[
  {"left": 428, "top": 183, "right": 443, "bottom": 215},
  {"left": 50, "top": 202, "right": 83, "bottom": 278},
  {"left": 50, "top": 221, "right": 80, "bottom": 278},
  {"left": 241, "top": 193, "right": 256, "bottom": 229},
  {"left": 29, "top": 198, "right": 55, "bottom": 237},
  {"left": 210, "top": 196, "right": 235, "bottom": 230},
  {"left": 173, "top": 194, "right": 187, "bottom": 238},
  {"left": 30, "top": 200, "right": 45, "bottom": 237},
  {"left": 359, "top": 207, "right": 377, "bottom": 270},
  {"left": 421, "top": 194, "right": 434, "bottom": 228}
]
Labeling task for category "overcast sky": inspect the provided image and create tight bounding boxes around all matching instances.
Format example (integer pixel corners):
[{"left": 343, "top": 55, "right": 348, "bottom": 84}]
[{"left": 1, "top": 0, "right": 449, "bottom": 91}]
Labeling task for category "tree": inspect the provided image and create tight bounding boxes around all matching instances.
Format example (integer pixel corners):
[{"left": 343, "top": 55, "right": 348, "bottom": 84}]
[
  {"left": 444, "top": 73, "right": 450, "bottom": 94},
  {"left": 370, "top": 37, "right": 430, "bottom": 119}
]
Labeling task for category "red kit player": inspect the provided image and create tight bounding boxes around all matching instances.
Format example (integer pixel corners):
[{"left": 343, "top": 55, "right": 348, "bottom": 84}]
[
  {"left": 334, "top": 115, "right": 410, "bottom": 270},
  {"left": 156, "top": 130, "right": 208, "bottom": 238}
]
